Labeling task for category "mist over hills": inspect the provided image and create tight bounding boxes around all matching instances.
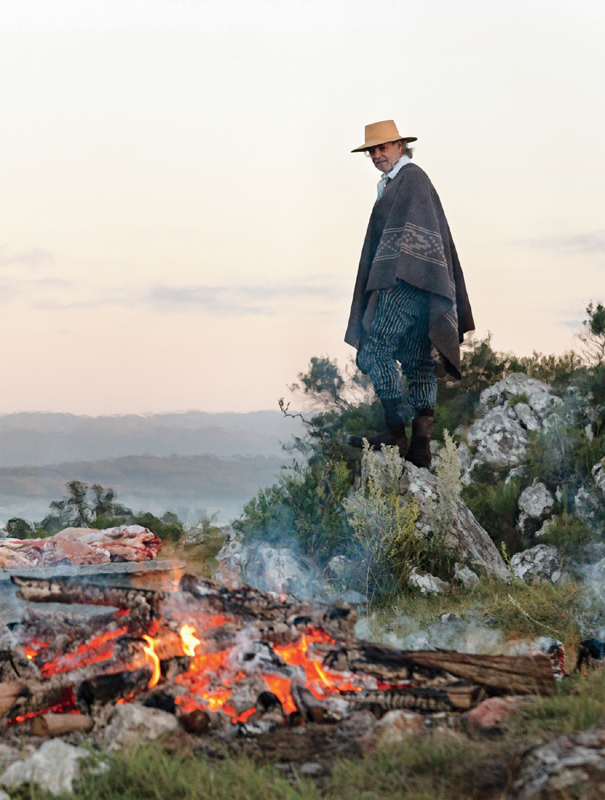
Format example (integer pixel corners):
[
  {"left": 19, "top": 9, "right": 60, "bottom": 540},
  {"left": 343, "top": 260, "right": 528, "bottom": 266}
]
[
  {"left": 0, "top": 411, "right": 304, "bottom": 525},
  {"left": 0, "top": 410, "right": 302, "bottom": 466}
]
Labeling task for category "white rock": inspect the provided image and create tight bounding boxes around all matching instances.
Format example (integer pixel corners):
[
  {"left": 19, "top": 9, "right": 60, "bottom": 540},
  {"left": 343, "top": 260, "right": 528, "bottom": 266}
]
[
  {"left": 511, "top": 544, "right": 562, "bottom": 584},
  {"left": 104, "top": 703, "right": 178, "bottom": 751},
  {"left": 518, "top": 480, "right": 555, "bottom": 519},
  {"left": 402, "top": 463, "right": 508, "bottom": 578},
  {"left": 409, "top": 568, "right": 449, "bottom": 594},
  {"left": 454, "top": 562, "right": 480, "bottom": 587},
  {"left": 479, "top": 374, "right": 556, "bottom": 417},
  {"left": 242, "top": 543, "right": 310, "bottom": 596},
  {"left": 513, "top": 402, "right": 541, "bottom": 431},
  {"left": 1, "top": 739, "right": 90, "bottom": 797},
  {"left": 467, "top": 407, "right": 528, "bottom": 467},
  {"left": 505, "top": 466, "right": 526, "bottom": 485},
  {"left": 326, "top": 554, "right": 352, "bottom": 579},
  {"left": 591, "top": 459, "right": 605, "bottom": 500},
  {"left": 325, "top": 696, "right": 351, "bottom": 722},
  {"left": 374, "top": 710, "right": 424, "bottom": 746},
  {"left": 535, "top": 518, "right": 555, "bottom": 538},
  {"left": 0, "top": 790, "right": 10, "bottom": 800}
]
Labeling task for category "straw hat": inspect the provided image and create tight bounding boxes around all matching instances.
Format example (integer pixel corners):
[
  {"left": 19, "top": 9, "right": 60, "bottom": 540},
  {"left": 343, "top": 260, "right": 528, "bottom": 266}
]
[{"left": 351, "top": 120, "right": 417, "bottom": 153}]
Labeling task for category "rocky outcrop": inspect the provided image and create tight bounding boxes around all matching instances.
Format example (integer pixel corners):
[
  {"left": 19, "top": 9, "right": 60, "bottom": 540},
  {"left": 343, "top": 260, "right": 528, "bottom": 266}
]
[
  {"left": 510, "top": 544, "right": 563, "bottom": 584},
  {"left": 511, "top": 714, "right": 605, "bottom": 798},
  {"left": 462, "top": 374, "right": 562, "bottom": 480},
  {"left": 403, "top": 462, "right": 508, "bottom": 578}
]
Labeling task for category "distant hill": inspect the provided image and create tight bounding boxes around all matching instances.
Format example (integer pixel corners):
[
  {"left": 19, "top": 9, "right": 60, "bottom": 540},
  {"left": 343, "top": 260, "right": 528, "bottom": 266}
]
[
  {"left": 0, "top": 410, "right": 303, "bottom": 466},
  {"left": 0, "top": 453, "right": 289, "bottom": 525},
  {"left": 0, "top": 410, "right": 304, "bottom": 524}
]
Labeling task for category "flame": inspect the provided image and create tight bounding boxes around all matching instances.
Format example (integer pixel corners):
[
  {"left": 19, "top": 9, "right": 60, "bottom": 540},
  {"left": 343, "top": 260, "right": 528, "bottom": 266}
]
[
  {"left": 9, "top": 689, "right": 78, "bottom": 725},
  {"left": 274, "top": 630, "right": 362, "bottom": 699},
  {"left": 180, "top": 624, "right": 201, "bottom": 656},
  {"left": 142, "top": 635, "right": 161, "bottom": 688},
  {"left": 262, "top": 673, "right": 297, "bottom": 714}
]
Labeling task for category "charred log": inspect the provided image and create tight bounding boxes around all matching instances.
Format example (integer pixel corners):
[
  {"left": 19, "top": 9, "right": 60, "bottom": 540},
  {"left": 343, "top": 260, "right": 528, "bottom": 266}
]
[
  {"left": 0, "top": 614, "right": 40, "bottom": 682},
  {"left": 12, "top": 576, "right": 167, "bottom": 631},
  {"left": 179, "top": 574, "right": 356, "bottom": 641}
]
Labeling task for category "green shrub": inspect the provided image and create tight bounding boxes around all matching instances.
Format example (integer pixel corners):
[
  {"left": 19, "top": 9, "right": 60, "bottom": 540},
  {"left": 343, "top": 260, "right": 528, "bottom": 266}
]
[
  {"left": 461, "top": 471, "right": 524, "bottom": 555},
  {"left": 133, "top": 511, "right": 184, "bottom": 544},
  {"left": 5, "top": 517, "right": 36, "bottom": 539},
  {"left": 539, "top": 513, "right": 593, "bottom": 559}
]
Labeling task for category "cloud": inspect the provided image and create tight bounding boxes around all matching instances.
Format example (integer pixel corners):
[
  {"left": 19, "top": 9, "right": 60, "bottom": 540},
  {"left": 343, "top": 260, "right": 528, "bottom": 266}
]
[
  {"left": 525, "top": 231, "right": 605, "bottom": 255},
  {"left": 25, "top": 280, "right": 346, "bottom": 316},
  {"left": 0, "top": 276, "right": 71, "bottom": 305},
  {"left": 147, "top": 282, "right": 342, "bottom": 316},
  {"left": 0, "top": 246, "right": 56, "bottom": 271}
]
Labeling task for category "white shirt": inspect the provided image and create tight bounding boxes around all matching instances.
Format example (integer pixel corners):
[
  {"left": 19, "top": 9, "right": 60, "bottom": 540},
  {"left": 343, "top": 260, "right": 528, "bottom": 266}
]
[{"left": 377, "top": 155, "right": 411, "bottom": 199}]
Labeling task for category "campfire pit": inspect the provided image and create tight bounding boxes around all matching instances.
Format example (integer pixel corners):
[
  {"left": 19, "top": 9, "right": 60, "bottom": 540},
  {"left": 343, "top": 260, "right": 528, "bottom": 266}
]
[{"left": 0, "top": 571, "right": 557, "bottom": 746}]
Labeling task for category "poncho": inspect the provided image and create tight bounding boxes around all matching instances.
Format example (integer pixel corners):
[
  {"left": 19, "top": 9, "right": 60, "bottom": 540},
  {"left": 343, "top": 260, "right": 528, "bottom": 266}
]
[{"left": 344, "top": 163, "right": 474, "bottom": 379}]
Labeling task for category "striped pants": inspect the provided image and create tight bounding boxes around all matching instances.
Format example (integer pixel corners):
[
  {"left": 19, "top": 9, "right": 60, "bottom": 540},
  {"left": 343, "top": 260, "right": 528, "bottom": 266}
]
[{"left": 357, "top": 279, "right": 437, "bottom": 414}]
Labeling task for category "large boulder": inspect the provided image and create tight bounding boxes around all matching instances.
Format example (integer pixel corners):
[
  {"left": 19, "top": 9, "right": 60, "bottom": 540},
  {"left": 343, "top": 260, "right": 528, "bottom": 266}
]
[
  {"left": 403, "top": 462, "right": 507, "bottom": 578},
  {"left": 510, "top": 544, "right": 563, "bottom": 584},
  {"left": 466, "top": 407, "right": 528, "bottom": 468},
  {"left": 104, "top": 704, "right": 178, "bottom": 751}
]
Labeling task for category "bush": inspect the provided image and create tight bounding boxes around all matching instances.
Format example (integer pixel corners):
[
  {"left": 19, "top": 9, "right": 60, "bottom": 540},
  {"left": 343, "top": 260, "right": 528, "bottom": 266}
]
[
  {"left": 5, "top": 517, "right": 36, "bottom": 539},
  {"left": 134, "top": 511, "right": 184, "bottom": 544}
]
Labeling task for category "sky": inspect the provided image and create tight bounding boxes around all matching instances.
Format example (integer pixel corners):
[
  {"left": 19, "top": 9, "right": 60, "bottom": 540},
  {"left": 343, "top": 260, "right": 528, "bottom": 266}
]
[{"left": 1, "top": 0, "right": 603, "bottom": 415}]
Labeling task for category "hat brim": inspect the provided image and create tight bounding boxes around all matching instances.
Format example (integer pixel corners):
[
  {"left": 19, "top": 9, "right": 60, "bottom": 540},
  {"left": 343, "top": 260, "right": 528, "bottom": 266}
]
[{"left": 351, "top": 136, "right": 417, "bottom": 153}]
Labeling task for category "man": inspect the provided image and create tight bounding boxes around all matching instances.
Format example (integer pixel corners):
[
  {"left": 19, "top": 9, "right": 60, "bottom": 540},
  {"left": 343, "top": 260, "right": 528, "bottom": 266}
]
[{"left": 345, "top": 120, "right": 474, "bottom": 468}]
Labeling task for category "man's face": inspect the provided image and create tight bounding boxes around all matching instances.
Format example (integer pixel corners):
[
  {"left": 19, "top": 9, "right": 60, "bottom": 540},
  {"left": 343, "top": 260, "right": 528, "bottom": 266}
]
[{"left": 367, "top": 140, "right": 403, "bottom": 173}]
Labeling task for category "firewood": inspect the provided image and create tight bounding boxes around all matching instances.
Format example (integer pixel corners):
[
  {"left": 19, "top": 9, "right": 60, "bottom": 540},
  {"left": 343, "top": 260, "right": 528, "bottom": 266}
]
[
  {"left": 30, "top": 713, "right": 94, "bottom": 736},
  {"left": 407, "top": 651, "right": 556, "bottom": 696},
  {"left": 12, "top": 576, "right": 167, "bottom": 630},
  {"left": 179, "top": 574, "right": 356, "bottom": 640},
  {"left": 0, "top": 681, "right": 27, "bottom": 717}
]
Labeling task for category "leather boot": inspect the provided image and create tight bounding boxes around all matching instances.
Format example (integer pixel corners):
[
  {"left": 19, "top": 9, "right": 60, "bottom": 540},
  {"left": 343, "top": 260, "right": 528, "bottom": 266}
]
[
  {"left": 405, "top": 409, "right": 434, "bottom": 468},
  {"left": 348, "top": 397, "right": 408, "bottom": 456}
]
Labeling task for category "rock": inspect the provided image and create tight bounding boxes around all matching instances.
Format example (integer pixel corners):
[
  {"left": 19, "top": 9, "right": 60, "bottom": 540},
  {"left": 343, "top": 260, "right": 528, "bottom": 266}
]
[
  {"left": 441, "top": 612, "right": 462, "bottom": 624},
  {"left": 403, "top": 462, "right": 508, "bottom": 578},
  {"left": 374, "top": 709, "right": 424, "bottom": 746},
  {"left": 454, "top": 562, "right": 480, "bottom": 587},
  {"left": 510, "top": 544, "right": 562, "bottom": 584},
  {"left": 408, "top": 568, "right": 449, "bottom": 594},
  {"left": 1, "top": 739, "right": 92, "bottom": 796},
  {"left": 513, "top": 402, "right": 541, "bottom": 431},
  {"left": 300, "top": 762, "right": 322, "bottom": 776},
  {"left": 241, "top": 543, "right": 310, "bottom": 596},
  {"left": 511, "top": 714, "right": 605, "bottom": 799},
  {"left": 104, "top": 703, "right": 178, "bottom": 751},
  {"left": 325, "top": 696, "right": 351, "bottom": 722},
  {"left": 505, "top": 465, "right": 526, "bottom": 485},
  {"left": 518, "top": 480, "right": 555, "bottom": 519},
  {"left": 479, "top": 373, "right": 559, "bottom": 420},
  {"left": 535, "top": 518, "right": 555, "bottom": 538},
  {"left": 464, "top": 696, "right": 523, "bottom": 730},
  {"left": 467, "top": 408, "right": 528, "bottom": 467},
  {"left": 339, "top": 589, "right": 367, "bottom": 605},
  {"left": 574, "top": 485, "right": 601, "bottom": 522},
  {"left": 0, "top": 791, "right": 10, "bottom": 800},
  {"left": 215, "top": 538, "right": 311, "bottom": 597},
  {"left": 326, "top": 555, "right": 352, "bottom": 579},
  {"left": 593, "top": 458, "right": 605, "bottom": 500}
]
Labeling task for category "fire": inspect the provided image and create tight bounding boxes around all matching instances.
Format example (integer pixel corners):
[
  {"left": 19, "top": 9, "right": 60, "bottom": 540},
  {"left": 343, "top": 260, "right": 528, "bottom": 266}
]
[
  {"left": 142, "top": 635, "right": 161, "bottom": 688},
  {"left": 179, "top": 624, "right": 201, "bottom": 656},
  {"left": 274, "top": 629, "right": 362, "bottom": 699},
  {"left": 262, "top": 673, "right": 297, "bottom": 714}
]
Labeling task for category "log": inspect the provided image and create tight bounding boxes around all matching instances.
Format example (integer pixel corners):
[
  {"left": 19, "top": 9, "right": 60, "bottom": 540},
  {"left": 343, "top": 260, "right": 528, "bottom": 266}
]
[
  {"left": 12, "top": 576, "right": 167, "bottom": 631},
  {"left": 407, "top": 651, "right": 556, "bottom": 696},
  {"left": 0, "top": 681, "right": 27, "bottom": 717},
  {"left": 30, "top": 713, "right": 94, "bottom": 736},
  {"left": 323, "top": 641, "right": 555, "bottom": 696},
  {"left": 179, "top": 574, "right": 356, "bottom": 640},
  {"left": 76, "top": 667, "right": 153, "bottom": 713}
]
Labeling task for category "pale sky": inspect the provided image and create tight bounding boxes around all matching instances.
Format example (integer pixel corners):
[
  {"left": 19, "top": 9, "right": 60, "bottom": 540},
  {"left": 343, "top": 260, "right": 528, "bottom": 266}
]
[{"left": 1, "top": 0, "right": 603, "bottom": 415}]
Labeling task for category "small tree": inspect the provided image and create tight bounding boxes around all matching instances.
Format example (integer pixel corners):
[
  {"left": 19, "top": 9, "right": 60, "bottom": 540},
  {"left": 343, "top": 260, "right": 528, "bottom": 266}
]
[{"left": 576, "top": 301, "right": 605, "bottom": 367}]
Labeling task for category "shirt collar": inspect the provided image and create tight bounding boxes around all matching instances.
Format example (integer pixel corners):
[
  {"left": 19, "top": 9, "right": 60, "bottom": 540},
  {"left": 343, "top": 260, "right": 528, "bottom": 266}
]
[{"left": 385, "top": 154, "right": 411, "bottom": 180}]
